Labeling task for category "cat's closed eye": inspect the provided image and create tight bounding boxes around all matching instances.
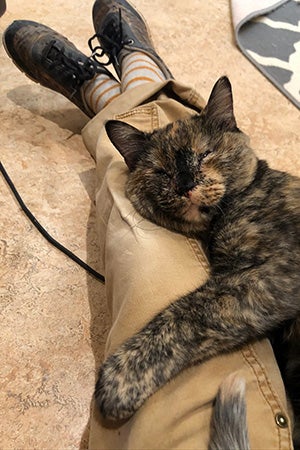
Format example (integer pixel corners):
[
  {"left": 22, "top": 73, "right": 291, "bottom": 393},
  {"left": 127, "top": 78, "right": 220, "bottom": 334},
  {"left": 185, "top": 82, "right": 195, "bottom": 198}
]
[
  {"left": 154, "top": 168, "right": 171, "bottom": 178},
  {"left": 199, "top": 149, "right": 213, "bottom": 163},
  {"left": 201, "top": 150, "right": 212, "bottom": 159}
]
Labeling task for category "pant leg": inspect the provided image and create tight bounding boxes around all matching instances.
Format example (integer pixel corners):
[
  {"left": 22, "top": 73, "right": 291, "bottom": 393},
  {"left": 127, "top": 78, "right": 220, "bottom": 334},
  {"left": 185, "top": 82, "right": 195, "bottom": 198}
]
[{"left": 82, "top": 81, "right": 293, "bottom": 450}]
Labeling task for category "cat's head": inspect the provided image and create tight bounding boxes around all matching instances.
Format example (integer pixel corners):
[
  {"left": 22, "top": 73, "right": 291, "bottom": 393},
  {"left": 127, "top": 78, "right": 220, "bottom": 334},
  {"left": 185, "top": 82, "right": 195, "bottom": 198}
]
[{"left": 105, "top": 77, "right": 257, "bottom": 236}]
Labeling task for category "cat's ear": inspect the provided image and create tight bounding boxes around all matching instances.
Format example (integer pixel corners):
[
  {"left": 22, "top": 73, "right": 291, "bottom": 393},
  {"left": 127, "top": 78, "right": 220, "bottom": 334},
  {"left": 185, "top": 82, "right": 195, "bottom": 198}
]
[
  {"left": 204, "top": 76, "right": 237, "bottom": 131},
  {"left": 105, "top": 120, "right": 148, "bottom": 171}
]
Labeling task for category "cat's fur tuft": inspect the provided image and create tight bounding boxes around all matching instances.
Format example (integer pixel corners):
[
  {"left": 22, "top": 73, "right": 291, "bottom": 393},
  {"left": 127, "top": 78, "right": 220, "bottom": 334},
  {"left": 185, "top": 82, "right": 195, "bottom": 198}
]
[{"left": 98, "top": 76, "right": 300, "bottom": 446}]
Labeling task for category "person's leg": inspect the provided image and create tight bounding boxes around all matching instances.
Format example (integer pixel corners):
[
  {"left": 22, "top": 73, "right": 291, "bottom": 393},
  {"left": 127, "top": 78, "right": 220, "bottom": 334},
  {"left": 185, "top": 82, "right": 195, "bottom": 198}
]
[
  {"left": 82, "top": 72, "right": 121, "bottom": 113},
  {"left": 92, "top": 0, "right": 173, "bottom": 79},
  {"left": 84, "top": 1, "right": 293, "bottom": 448},
  {"left": 120, "top": 52, "right": 167, "bottom": 91},
  {"left": 2, "top": 7, "right": 171, "bottom": 116},
  {"left": 91, "top": 0, "right": 173, "bottom": 92},
  {"left": 82, "top": 86, "right": 293, "bottom": 450}
]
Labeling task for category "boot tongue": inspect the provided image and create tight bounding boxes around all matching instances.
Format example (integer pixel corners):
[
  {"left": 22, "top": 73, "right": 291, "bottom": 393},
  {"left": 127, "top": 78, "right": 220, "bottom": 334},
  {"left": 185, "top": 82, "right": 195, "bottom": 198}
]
[{"left": 97, "top": 10, "right": 135, "bottom": 58}]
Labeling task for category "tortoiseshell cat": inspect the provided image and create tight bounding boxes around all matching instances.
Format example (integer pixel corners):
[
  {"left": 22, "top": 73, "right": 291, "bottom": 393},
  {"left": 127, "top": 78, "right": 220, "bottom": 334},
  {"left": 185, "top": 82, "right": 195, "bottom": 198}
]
[{"left": 96, "top": 77, "right": 300, "bottom": 446}]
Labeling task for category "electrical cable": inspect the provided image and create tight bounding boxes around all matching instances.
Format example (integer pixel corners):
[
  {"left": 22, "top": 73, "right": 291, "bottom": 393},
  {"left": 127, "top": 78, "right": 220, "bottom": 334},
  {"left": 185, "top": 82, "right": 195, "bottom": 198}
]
[{"left": 0, "top": 161, "right": 105, "bottom": 284}]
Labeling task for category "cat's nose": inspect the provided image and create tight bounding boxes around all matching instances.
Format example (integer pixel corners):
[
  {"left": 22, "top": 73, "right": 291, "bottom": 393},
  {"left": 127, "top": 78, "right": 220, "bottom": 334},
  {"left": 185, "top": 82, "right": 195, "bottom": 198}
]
[
  {"left": 184, "top": 190, "right": 193, "bottom": 198},
  {"left": 179, "top": 180, "right": 196, "bottom": 197},
  {"left": 176, "top": 172, "right": 196, "bottom": 196}
]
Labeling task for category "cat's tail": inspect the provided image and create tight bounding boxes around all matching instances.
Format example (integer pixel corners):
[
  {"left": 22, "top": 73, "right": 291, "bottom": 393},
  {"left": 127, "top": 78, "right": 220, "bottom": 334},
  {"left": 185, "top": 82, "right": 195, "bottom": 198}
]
[{"left": 209, "top": 372, "right": 250, "bottom": 450}]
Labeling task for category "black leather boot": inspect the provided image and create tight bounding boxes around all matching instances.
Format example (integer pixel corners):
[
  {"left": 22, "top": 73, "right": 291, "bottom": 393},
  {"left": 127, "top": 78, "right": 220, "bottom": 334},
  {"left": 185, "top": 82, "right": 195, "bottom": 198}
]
[
  {"left": 92, "top": 0, "right": 173, "bottom": 80},
  {"left": 3, "top": 20, "right": 118, "bottom": 117}
]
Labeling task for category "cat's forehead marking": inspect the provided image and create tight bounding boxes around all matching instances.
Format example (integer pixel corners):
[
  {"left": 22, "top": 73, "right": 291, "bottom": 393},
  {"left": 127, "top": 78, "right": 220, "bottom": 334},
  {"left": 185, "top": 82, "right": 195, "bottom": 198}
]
[{"left": 192, "top": 135, "right": 210, "bottom": 154}]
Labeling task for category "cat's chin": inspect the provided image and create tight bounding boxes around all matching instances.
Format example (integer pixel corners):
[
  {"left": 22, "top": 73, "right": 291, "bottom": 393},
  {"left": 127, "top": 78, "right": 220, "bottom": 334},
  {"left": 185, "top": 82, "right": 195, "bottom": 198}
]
[{"left": 183, "top": 204, "right": 207, "bottom": 223}]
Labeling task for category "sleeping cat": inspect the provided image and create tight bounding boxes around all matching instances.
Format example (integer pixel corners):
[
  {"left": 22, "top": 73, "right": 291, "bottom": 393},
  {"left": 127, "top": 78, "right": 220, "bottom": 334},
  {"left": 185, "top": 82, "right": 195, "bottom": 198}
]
[{"left": 95, "top": 76, "right": 300, "bottom": 446}]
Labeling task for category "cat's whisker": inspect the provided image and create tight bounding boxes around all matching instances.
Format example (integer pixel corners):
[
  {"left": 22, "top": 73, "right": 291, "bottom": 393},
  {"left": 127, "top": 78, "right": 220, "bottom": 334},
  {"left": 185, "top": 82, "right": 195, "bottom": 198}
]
[{"left": 215, "top": 203, "right": 226, "bottom": 217}]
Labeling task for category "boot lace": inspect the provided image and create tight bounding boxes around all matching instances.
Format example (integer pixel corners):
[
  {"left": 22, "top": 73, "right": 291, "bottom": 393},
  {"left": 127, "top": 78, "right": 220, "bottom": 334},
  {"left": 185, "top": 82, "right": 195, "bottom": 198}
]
[
  {"left": 46, "top": 40, "right": 104, "bottom": 97},
  {"left": 88, "top": 8, "right": 134, "bottom": 73}
]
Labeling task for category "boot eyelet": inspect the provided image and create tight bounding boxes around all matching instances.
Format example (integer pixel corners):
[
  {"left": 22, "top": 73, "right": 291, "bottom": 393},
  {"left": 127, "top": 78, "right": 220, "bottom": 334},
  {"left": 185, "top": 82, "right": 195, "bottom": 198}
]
[{"left": 127, "top": 39, "right": 134, "bottom": 45}]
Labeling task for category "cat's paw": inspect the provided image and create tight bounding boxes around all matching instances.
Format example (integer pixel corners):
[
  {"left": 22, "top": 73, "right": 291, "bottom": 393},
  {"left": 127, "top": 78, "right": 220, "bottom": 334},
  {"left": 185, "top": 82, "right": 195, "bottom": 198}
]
[
  {"left": 94, "top": 347, "right": 155, "bottom": 420},
  {"left": 95, "top": 357, "right": 137, "bottom": 420},
  {"left": 94, "top": 312, "right": 181, "bottom": 420}
]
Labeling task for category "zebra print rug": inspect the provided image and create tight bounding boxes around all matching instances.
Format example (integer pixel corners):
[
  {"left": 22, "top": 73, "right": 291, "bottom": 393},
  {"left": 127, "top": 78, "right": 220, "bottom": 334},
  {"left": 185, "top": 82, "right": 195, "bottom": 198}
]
[{"left": 232, "top": 0, "right": 300, "bottom": 109}]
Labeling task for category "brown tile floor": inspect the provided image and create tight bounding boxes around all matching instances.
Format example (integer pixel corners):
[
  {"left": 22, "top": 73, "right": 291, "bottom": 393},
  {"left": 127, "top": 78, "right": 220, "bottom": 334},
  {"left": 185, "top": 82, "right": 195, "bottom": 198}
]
[{"left": 1, "top": 0, "right": 299, "bottom": 448}]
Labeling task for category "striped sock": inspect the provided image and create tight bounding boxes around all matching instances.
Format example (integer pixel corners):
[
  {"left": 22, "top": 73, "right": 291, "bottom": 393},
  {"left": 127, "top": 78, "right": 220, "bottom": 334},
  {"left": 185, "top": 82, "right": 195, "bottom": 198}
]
[
  {"left": 81, "top": 73, "right": 121, "bottom": 114},
  {"left": 121, "top": 52, "right": 167, "bottom": 92}
]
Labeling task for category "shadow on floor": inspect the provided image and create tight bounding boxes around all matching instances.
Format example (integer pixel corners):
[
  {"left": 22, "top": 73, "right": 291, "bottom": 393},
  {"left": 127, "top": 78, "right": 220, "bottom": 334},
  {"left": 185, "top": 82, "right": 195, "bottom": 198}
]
[{"left": 7, "top": 84, "right": 89, "bottom": 134}]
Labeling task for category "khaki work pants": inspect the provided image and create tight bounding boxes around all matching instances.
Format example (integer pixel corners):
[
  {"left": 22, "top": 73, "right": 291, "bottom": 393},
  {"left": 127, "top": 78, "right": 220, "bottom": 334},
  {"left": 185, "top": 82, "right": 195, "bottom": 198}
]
[{"left": 82, "top": 80, "right": 293, "bottom": 450}]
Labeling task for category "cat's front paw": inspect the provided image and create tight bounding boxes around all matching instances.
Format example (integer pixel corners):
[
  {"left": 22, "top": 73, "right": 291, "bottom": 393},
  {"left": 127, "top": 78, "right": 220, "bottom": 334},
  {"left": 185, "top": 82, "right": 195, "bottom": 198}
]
[
  {"left": 94, "top": 312, "right": 181, "bottom": 420},
  {"left": 94, "top": 347, "right": 155, "bottom": 420},
  {"left": 95, "top": 358, "right": 136, "bottom": 420}
]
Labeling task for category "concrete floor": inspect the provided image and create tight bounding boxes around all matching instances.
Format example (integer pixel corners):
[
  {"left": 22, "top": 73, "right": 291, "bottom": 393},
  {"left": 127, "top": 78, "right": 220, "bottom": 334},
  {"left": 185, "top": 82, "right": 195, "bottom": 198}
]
[{"left": 0, "top": 0, "right": 299, "bottom": 448}]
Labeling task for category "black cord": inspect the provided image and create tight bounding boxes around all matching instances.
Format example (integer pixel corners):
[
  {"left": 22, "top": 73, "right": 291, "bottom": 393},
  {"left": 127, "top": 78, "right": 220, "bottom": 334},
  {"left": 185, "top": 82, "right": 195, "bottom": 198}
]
[{"left": 0, "top": 161, "right": 105, "bottom": 284}]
